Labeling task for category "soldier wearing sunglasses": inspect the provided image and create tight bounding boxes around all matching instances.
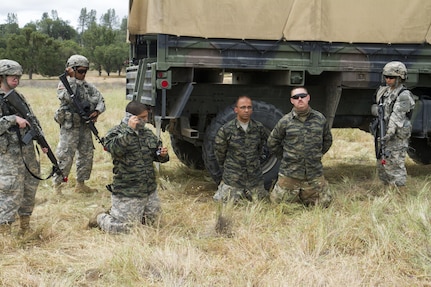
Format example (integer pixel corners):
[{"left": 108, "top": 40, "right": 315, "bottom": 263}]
[
  {"left": 371, "top": 61, "right": 415, "bottom": 189},
  {"left": 267, "top": 87, "right": 333, "bottom": 207},
  {"left": 53, "top": 54, "right": 106, "bottom": 195}
]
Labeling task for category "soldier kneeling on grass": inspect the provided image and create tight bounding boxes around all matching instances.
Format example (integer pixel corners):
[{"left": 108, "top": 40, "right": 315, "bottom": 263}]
[
  {"left": 267, "top": 86, "right": 333, "bottom": 207},
  {"left": 88, "top": 101, "right": 169, "bottom": 234}
]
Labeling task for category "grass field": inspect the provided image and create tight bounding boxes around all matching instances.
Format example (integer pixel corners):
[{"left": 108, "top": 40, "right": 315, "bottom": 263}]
[{"left": 1, "top": 75, "right": 431, "bottom": 286}]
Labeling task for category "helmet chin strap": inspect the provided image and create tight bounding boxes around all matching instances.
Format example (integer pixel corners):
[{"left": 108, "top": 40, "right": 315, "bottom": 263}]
[{"left": 395, "top": 77, "right": 402, "bottom": 87}]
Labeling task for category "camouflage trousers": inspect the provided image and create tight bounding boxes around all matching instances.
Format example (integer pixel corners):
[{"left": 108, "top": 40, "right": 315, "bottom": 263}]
[
  {"left": 21, "top": 143, "right": 40, "bottom": 216},
  {"left": 53, "top": 125, "right": 94, "bottom": 185},
  {"left": 377, "top": 139, "right": 408, "bottom": 186},
  {"left": 270, "top": 174, "right": 332, "bottom": 207},
  {"left": 0, "top": 143, "right": 40, "bottom": 224},
  {"left": 0, "top": 164, "right": 25, "bottom": 224},
  {"left": 97, "top": 191, "right": 161, "bottom": 234},
  {"left": 213, "top": 181, "right": 268, "bottom": 203}
]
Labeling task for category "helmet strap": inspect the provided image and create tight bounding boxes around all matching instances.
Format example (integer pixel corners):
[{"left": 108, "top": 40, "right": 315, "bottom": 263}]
[{"left": 395, "top": 77, "right": 401, "bottom": 87}]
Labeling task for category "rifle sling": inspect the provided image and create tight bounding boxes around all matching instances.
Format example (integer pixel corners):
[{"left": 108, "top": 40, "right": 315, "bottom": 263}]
[{"left": 15, "top": 129, "right": 56, "bottom": 181}]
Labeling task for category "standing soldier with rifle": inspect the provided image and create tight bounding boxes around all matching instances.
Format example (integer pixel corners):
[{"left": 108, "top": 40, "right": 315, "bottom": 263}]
[
  {"left": 53, "top": 55, "right": 106, "bottom": 194},
  {"left": 0, "top": 59, "right": 47, "bottom": 235},
  {"left": 371, "top": 61, "right": 415, "bottom": 189}
]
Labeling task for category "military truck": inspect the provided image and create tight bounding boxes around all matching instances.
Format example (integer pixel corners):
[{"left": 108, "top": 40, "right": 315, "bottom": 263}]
[{"left": 126, "top": 0, "right": 431, "bottom": 188}]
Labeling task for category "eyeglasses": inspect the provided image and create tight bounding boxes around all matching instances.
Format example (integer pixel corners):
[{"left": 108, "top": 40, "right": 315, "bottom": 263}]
[
  {"left": 290, "top": 93, "right": 308, "bottom": 99},
  {"left": 384, "top": 75, "right": 396, "bottom": 79},
  {"left": 238, "top": 106, "right": 253, "bottom": 110},
  {"left": 76, "top": 69, "right": 88, "bottom": 74}
]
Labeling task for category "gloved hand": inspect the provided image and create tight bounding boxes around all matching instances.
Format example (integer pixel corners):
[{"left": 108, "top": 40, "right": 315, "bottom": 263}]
[
  {"left": 382, "top": 133, "right": 393, "bottom": 141},
  {"left": 382, "top": 127, "right": 396, "bottom": 141}
]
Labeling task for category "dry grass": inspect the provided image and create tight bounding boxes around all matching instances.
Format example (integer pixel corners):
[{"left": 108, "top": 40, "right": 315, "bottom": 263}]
[{"left": 1, "top": 75, "right": 431, "bottom": 286}]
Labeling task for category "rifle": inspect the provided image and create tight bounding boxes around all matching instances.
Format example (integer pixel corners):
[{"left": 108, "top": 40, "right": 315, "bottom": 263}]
[
  {"left": 4, "top": 89, "right": 68, "bottom": 182},
  {"left": 376, "top": 98, "right": 389, "bottom": 165},
  {"left": 371, "top": 87, "right": 409, "bottom": 165},
  {"left": 58, "top": 73, "right": 105, "bottom": 149}
]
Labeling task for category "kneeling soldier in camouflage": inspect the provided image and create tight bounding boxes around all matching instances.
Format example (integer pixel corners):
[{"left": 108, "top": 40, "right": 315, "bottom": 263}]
[
  {"left": 267, "top": 87, "right": 333, "bottom": 207},
  {"left": 89, "top": 101, "right": 169, "bottom": 233}
]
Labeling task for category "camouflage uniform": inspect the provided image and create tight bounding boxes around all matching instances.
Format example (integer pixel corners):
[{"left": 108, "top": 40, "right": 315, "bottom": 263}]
[
  {"left": 375, "top": 85, "right": 415, "bottom": 186},
  {"left": 97, "top": 119, "right": 169, "bottom": 233},
  {"left": 267, "top": 107, "right": 333, "bottom": 206},
  {"left": 18, "top": 92, "right": 41, "bottom": 217},
  {"left": 213, "top": 118, "right": 268, "bottom": 202},
  {"left": 53, "top": 77, "right": 105, "bottom": 186},
  {"left": 0, "top": 90, "right": 40, "bottom": 225},
  {"left": 20, "top": 142, "right": 40, "bottom": 216}
]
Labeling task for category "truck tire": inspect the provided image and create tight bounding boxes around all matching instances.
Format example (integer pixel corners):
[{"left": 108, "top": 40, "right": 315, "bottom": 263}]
[
  {"left": 202, "top": 101, "right": 283, "bottom": 190},
  {"left": 408, "top": 137, "right": 431, "bottom": 164},
  {"left": 170, "top": 135, "right": 205, "bottom": 169}
]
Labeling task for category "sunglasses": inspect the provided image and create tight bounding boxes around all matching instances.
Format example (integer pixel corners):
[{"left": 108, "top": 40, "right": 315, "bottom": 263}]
[
  {"left": 384, "top": 75, "right": 396, "bottom": 79},
  {"left": 76, "top": 69, "right": 88, "bottom": 74},
  {"left": 290, "top": 93, "right": 308, "bottom": 100}
]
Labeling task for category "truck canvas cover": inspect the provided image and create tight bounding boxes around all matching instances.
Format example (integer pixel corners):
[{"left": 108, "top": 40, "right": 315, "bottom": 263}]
[{"left": 128, "top": 0, "right": 431, "bottom": 44}]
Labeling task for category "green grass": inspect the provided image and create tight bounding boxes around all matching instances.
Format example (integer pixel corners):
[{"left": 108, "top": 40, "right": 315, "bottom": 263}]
[{"left": 1, "top": 76, "right": 431, "bottom": 286}]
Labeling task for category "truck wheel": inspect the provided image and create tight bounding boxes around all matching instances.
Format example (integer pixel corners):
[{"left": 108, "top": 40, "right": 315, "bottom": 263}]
[
  {"left": 202, "top": 101, "right": 283, "bottom": 190},
  {"left": 170, "top": 135, "right": 205, "bottom": 169},
  {"left": 408, "top": 137, "right": 431, "bottom": 164}
]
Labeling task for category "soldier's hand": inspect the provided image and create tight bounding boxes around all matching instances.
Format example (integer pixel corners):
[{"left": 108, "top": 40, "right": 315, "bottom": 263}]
[
  {"left": 382, "top": 133, "right": 392, "bottom": 141},
  {"left": 66, "top": 67, "right": 75, "bottom": 78},
  {"left": 15, "top": 116, "right": 29, "bottom": 129},
  {"left": 128, "top": 115, "right": 140, "bottom": 130},
  {"left": 89, "top": 111, "right": 100, "bottom": 122}
]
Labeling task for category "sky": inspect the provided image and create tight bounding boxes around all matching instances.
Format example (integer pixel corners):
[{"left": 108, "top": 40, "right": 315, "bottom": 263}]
[{"left": 1, "top": 1, "right": 129, "bottom": 29}]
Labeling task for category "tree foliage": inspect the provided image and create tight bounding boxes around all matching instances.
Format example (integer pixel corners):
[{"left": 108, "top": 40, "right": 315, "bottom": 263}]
[
  {"left": 94, "top": 43, "right": 128, "bottom": 76},
  {"left": 4, "top": 28, "right": 64, "bottom": 78},
  {"left": 0, "top": 13, "right": 20, "bottom": 35},
  {"left": 0, "top": 7, "right": 128, "bottom": 77},
  {"left": 78, "top": 8, "right": 97, "bottom": 35},
  {"left": 100, "top": 9, "right": 119, "bottom": 30},
  {"left": 37, "top": 11, "right": 77, "bottom": 40},
  {"left": 82, "top": 21, "right": 119, "bottom": 75}
]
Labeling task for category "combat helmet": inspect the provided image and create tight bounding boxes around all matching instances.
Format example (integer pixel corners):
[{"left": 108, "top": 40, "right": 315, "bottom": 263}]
[
  {"left": 66, "top": 54, "right": 89, "bottom": 68},
  {"left": 383, "top": 61, "right": 407, "bottom": 80},
  {"left": 0, "top": 59, "right": 23, "bottom": 76}
]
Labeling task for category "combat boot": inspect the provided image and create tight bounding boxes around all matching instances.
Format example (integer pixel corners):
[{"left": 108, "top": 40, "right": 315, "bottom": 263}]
[
  {"left": 74, "top": 181, "right": 98, "bottom": 193},
  {"left": 18, "top": 215, "right": 31, "bottom": 235},
  {"left": 0, "top": 223, "right": 11, "bottom": 235}
]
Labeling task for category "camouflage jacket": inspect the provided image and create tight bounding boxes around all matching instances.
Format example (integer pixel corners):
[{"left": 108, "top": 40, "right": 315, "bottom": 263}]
[
  {"left": 0, "top": 90, "right": 35, "bottom": 156},
  {"left": 55, "top": 78, "right": 106, "bottom": 127},
  {"left": 214, "top": 118, "right": 267, "bottom": 188},
  {"left": 376, "top": 84, "right": 415, "bottom": 140},
  {"left": 104, "top": 122, "right": 169, "bottom": 198},
  {"left": 267, "top": 108, "right": 332, "bottom": 180}
]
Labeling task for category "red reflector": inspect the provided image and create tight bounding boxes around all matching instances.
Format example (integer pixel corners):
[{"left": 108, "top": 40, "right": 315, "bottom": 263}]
[
  {"left": 157, "top": 72, "right": 166, "bottom": 78},
  {"left": 161, "top": 80, "right": 169, "bottom": 88}
]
